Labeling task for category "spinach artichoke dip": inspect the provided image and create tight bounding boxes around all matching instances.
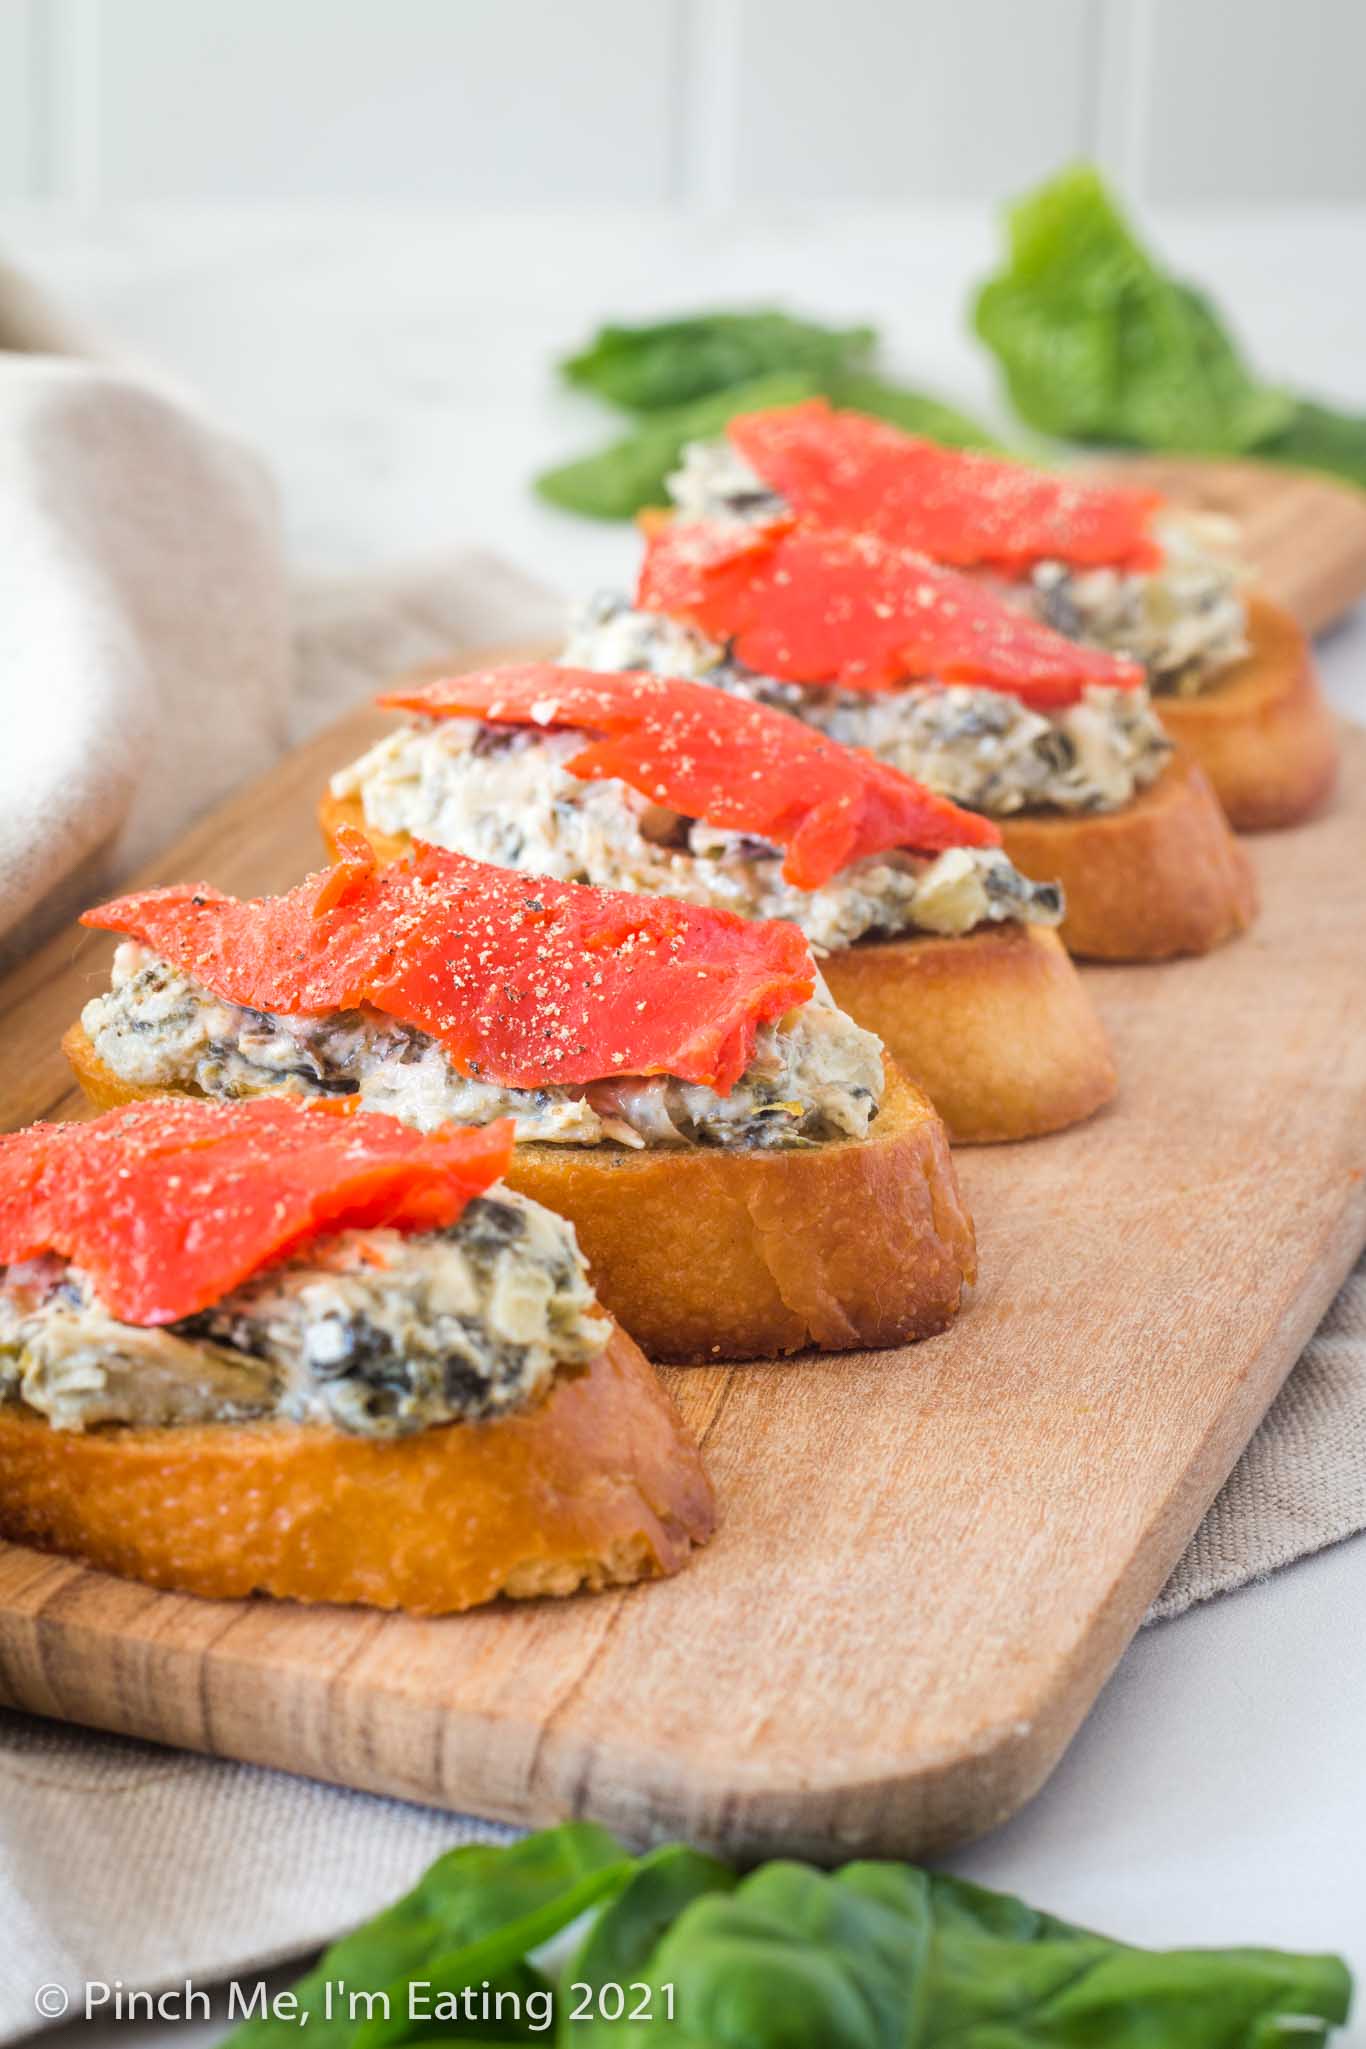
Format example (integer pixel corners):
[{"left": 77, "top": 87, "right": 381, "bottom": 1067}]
[
  {"left": 668, "top": 435, "right": 1249, "bottom": 700},
  {"left": 562, "top": 592, "right": 1170, "bottom": 817},
  {"left": 331, "top": 719, "right": 1062, "bottom": 939},
  {"left": 81, "top": 943, "right": 885, "bottom": 1151},
  {"left": 0, "top": 1193, "right": 609, "bottom": 1438}
]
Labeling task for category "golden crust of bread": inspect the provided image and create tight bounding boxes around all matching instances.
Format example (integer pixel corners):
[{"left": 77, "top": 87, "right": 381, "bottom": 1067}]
[
  {"left": 62, "top": 1021, "right": 171, "bottom": 1110},
  {"left": 0, "top": 1325, "right": 715, "bottom": 1614},
  {"left": 821, "top": 924, "right": 1115, "bottom": 1145},
  {"left": 64, "top": 1027, "right": 974, "bottom": 1362},
  {"left": 320, "top": 793, "right": 1114, "bottom": 1144},
  {"left": 320, "top": 787, "right": 410, "bottom": 867},
  {"left": 997, "top": 755, "right": 1258, "bottom": 962},
  {"left": 502, "top": 1065, "right": 974, "bottom": 1359},
  {"left": 1154, "top": 595, "right": 1339, "bottom": 833}
]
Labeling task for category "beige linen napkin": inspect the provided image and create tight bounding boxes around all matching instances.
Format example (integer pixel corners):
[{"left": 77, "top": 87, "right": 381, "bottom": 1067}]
[
  {"left": 0, "top": 277, "right": 1364, "bottom": 2040},
  {"left": 0, "top": 358, "right": 562, "bottom": 970},
  {"left": 0, "top": 355, "right": 290, "bottom": 971}
]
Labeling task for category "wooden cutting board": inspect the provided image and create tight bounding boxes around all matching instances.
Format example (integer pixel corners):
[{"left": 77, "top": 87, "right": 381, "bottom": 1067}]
[
  {"left": 1, "top": 699, "right": 1364, "bottom": 1858},
  {"left": 2, "top": 455, "right": 1366, "bottom": 1858}
]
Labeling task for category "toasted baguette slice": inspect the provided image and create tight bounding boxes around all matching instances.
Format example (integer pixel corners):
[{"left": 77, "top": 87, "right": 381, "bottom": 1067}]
[
  {"left": 502, "top": 1065, "right": 974, "bottom": 1358},
  {"left": 318, "top": 791, "right": 1114, "bottom": 1146},
  {"left": 321, "top": 787, "right": 409, "bottom": 866},
  {"left": 0, "top": 1325, "right": 714, "bottom": 1613},
  {"left": 820, "top": 924, "right": 1115, "bottom": 1144},
  {"left": 996, "top": 755, "right": 1258, "bottom": 962},
  {"left": 1154, "top": 595, "right": 1338, "bottom": 833},
  {"left": 64, "top": 1027, "right": 975, "bottom": 1362}
]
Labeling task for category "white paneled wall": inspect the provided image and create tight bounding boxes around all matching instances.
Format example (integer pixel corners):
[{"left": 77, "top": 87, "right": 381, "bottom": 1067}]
[
  {"left": 0, "top": 0, "right": 36, "bottom": 194},
  {"left": 1139, "top": 0, "right": 1366, "bottom": 202},
  {"left": 91, "top": 0, "right": 681, "bottom": 203},
  {"left": 2, "top": 0, "right": 1365, "bottom": 205},
  {"left": 728, "top": 0, "right": 1098, "bottom": 201}
]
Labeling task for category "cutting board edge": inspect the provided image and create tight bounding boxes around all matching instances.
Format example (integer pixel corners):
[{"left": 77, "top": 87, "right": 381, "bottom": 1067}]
[
  {"left": 1, "top": 1170, "right": 1362, "bottom": 1863},
  {"left": 2, "top": 639, "right": 1366, "bottom": 1861}
]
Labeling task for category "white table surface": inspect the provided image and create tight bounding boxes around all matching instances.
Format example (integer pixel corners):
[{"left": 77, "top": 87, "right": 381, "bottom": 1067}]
[{"left": 4, "top": 201, "right": 1366, "bottom": 2039}]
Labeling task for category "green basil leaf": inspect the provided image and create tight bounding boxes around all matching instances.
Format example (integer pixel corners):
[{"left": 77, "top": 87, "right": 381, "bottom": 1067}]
[
  {"left": 560, "top": 310, "right": 876, "bottom": 413},
  {"left": 534, "top": 370, "right": 826, "bottom": 519}
]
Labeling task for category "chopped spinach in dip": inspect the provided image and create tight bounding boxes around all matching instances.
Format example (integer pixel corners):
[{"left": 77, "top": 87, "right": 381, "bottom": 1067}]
[
  {"left": 562, "top": 593, "right": 1169, "bottom": 816},
  {"left": 82, "top": 945, "right": 885, "bottom": 1151},
  {"left": 0, "top": 1191, "right": 608, "bottom": 1437},
  {"left": 331, "top": 720, "right": 1061, "bottom": 941},
  {"left": 668, "top": 434, "right": 1248, "bottom": 696},
  {"left": 1023, "top": 515, "right": 1248, "bottom": 695}
]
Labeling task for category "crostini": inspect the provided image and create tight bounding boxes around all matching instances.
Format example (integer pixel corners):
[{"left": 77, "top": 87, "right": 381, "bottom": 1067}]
[
  {"left": 664, "top": 397, "right": 1337, "bottom": 831},
  {"left": 0, "top": 1098, "right": 714, "bottom": 1611},
  {"left": 66, "top": 846, "right": 975, "bottom": 1360},
  {"left": 324, "top": 661, "right": 1115, "bottom": 1144},
  {"left": 563, "top": 516, "right": 1257, "bottom": 962}
]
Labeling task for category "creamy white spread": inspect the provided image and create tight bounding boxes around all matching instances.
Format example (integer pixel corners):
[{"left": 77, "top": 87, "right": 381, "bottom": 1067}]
[
  {"left": 0, "top": 1190, "right": 608, "bottom": 1437},
  {"left": 562, "top": 594, "right": 1169, "bottom": 816},
  {"left": 330, "top": 721, "right": 1062, "bottom": 941},
  {"left": 668, "top": 436, "right": 792, "bottom": 526},
  {"left": 82, "top": 944, "right": 885, "bottom": 1151},
  {"left": 1022, "top": 516, "right": 1248, "bottom": 695},
  {"left": 668, "top": 436, "right": 1248, "bottom": 697}
]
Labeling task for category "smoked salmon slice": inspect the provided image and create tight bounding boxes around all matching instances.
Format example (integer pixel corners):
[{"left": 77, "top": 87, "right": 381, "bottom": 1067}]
[
  {"left": 728, "top": 398, "right": 1163, "bottom": 574},
  {"left": 0, "top": 1098, "right": 513, "bottom": 1325},
  {"left": 380, "top": 662, "right": 1002, "bottom": 889},
  {"left": 636, "top": 517, "right": 1144, "bottom": 710},
  {"left": 82, "top": 846, "right": 815, "bottom": 1102}
]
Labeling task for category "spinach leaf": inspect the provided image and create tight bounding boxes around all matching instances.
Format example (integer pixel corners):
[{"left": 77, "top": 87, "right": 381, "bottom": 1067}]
[
  {"left": 560, "top": 310, "right": 875, "bottom": 413},
  {"left": 919, "top": 1869, "right": 1352, "bottom": 2046},
  {"left": 535, "top": 366, "right": 1002, "bottom": 520},
  {"left": 534, "top": 370, "right": 825, "bottom": 519},
  {"left": 564, "top": 1857, "right": 1351, "bottom": 2045},
  {"left": 576, "top": 1859, "right": 934, "bottom": 2046},
  {"left": 227, "top": 1824, "right": 1353, "bottom": 2047},
  {"left": 223, "top": 1823, "right": 632, "bottom": 2047},
  {"left": 974, "top": 162, "right": 1294, "bottom": 454},
  {"left": 825, "top": 371, "right": 1004, "bottom": 451},
  {"left": 1256, "top": 396, "right": 1366, "bottom": 490},
  {"left": 561, "top": 1844, "right": 735, "bottom": 2044}
]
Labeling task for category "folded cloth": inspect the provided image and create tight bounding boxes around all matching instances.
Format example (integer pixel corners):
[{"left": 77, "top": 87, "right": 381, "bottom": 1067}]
[
  {"left": 0, "top": 280, "right": 1364, "bottom": 2043},
  {"left": 1149, "top": 1253, "right": 1366, "bottom": 1620},
  {"left": 0, "top": 1713, "right": 512, "bottom": 2034},
  {"left": 0, "top": 252, "right": 84, "bottom": 355},
  {"left": 0, "top": 355, "right": 566, "bottom": 974},
  {"left": 0, "top": 357, "right": 290, "bottom": 971}
]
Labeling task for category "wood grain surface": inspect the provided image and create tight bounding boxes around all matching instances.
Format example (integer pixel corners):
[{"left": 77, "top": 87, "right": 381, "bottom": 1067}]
[
  {"left": 1086, "top": 455, "right": 1366, "bottom": 635},
  {"left": 0, "top": 697, "right": 1364, "bottom": 1858}
]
